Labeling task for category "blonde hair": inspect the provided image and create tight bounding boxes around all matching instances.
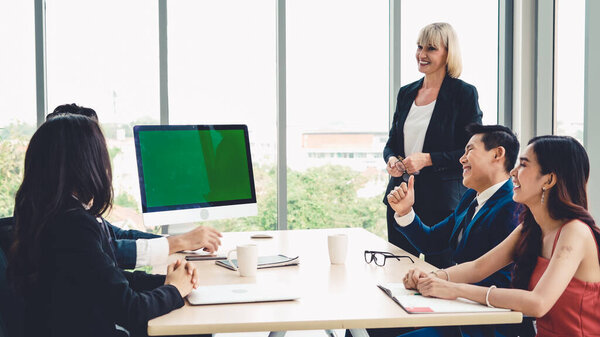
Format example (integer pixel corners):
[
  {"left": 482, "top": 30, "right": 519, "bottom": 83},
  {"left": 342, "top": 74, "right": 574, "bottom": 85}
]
[{"left": 417, "top": 22, "right": 462, "bottom": 78}]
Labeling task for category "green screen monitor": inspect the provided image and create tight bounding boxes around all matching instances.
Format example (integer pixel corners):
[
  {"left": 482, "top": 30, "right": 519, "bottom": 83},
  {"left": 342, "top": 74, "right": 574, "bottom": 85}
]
[{"left": 134, "top": 125, "right": 257, "bottom": 227}]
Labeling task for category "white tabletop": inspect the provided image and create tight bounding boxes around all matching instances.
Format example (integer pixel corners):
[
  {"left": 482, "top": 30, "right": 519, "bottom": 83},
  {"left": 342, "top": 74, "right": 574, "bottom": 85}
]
[{"left": 148, "top": 228, "right": 522, "bottom": 336}]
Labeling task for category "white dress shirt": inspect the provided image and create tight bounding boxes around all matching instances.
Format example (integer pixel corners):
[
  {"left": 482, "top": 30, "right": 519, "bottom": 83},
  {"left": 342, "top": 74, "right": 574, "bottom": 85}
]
[
  {"left": 403, "top": 100, "right": 436, "bottom": 156},
  {"left": 135, "top": 237, "right": 169, "bottom": 269}
]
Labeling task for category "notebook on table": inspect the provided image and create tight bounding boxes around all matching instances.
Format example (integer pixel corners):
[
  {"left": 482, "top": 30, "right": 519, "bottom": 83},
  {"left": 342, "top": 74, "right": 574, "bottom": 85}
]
[
  {"left": 187, "top": 283, "right": 300, "bottom": 305},
  {"left": 215, "top": 254, "right": 299, "bottom": 270},
  {"left": 378, "top": 283, "right": 511, "bottom": 314}
]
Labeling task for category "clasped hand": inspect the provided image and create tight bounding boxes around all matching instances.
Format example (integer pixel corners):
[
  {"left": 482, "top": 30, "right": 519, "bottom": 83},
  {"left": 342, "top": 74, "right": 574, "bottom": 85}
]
[
  {"left": 403, "top": 268, "right": 458, "bottom": 300},
  {"left": 386, "top": 157, "right": 405, "bottom": 177},
  {"left": 165, "top": 259, "right": 200, "bottom": 297},
  {"left": 387, "top": 153, "right": 430, "bottom": 177}
]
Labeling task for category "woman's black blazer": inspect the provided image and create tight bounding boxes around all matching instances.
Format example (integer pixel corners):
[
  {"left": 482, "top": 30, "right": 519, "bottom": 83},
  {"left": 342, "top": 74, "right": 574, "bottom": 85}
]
[
  {"left": 24, "top": 202, "right": 184, "bottom": 337},
  {"left": 383, "top": 75, "right": 483, "bottom": 213}
]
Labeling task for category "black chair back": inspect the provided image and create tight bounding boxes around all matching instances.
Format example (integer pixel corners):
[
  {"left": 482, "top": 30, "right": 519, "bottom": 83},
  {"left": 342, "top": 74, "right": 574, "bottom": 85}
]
[
  {"left": 0, "top": 217, "right": 14, "bottom": 256},
  {"left": 0, "top": 217, "right": 24, "bottom": 337},
  {"left": 0, "top": 246, "right": 8, "bottom": 337}
]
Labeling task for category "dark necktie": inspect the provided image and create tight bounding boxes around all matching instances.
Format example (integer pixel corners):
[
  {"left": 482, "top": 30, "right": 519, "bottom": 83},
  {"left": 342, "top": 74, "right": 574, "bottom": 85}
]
[{"left": 452, "top": 198, "right": 478, "bottom": 248}]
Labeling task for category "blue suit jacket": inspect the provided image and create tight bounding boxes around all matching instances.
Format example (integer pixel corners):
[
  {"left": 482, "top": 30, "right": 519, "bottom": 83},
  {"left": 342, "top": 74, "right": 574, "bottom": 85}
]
[
  {"left": 395, "top": 179, "right": 520, "bottom": 288},
  {"left": 105, "top": 220, "right": 161, "bottom": 270}
]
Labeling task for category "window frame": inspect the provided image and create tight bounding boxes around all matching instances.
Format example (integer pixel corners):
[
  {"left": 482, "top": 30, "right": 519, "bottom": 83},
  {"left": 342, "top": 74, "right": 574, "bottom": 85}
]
[{"left": 38, "top": 0, "right": 599, "bottom": 226}]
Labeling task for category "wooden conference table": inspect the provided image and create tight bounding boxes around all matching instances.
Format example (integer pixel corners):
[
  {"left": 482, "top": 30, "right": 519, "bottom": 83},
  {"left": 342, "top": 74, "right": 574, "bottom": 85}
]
[{"left": 147, "top": 228, "right": 522, "bottom": 336}]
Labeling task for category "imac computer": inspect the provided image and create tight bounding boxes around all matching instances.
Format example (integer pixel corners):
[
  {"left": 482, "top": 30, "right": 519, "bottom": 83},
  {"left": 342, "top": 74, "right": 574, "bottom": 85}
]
[{"left": 133, "top": 125, "right": 257, "bottom": 227}]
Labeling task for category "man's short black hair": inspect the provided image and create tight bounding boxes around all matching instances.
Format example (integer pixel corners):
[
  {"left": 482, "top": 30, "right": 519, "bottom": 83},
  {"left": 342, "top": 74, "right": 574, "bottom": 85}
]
[
  {"left": 465, "top": 123, "right": 519, "bottom": 173},
  {"left": 46, "top": 103, "right": 98, "bottom": 121}
]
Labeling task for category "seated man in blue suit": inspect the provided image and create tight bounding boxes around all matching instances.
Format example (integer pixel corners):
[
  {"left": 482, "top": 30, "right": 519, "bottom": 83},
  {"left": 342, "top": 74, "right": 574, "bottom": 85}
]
[
  {"left": 46, "top": 104, "right": 222, "bottom": 270},
  {"left": 384, "top": 124, "right": 521, "bottom": 337}
]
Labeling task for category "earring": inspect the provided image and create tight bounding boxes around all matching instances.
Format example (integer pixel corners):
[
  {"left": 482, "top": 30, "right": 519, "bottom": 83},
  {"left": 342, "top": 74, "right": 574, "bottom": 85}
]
[{"left": 541, "top": 187, "right": 546, "bottom": 204}]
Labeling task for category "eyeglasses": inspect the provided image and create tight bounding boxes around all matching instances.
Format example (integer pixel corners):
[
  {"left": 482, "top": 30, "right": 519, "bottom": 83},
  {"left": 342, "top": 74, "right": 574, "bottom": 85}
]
[
  {"left": 364, "top": 250, "right": 414, "bottom": 266},
  {"left": 395, "top": 156, "right": 419, "bottom": 183}
]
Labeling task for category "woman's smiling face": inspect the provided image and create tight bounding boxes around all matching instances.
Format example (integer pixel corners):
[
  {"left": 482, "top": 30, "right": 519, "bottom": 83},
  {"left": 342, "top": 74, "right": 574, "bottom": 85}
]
[
  {"left": 510, "top": 144, "right": 550, "bottom": 206},
  {"left": 415, "top": 43, "right": 448, "bottom": 77}
]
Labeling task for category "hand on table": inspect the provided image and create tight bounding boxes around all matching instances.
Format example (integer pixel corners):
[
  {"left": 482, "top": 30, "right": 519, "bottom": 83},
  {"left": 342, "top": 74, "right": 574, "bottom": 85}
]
[
  {"left": 403, "top": 268, "right": 429, "bottom": 290},
  {"left": 164, "top": 259, "right": 199, "bottom": 297},
  {"left": 417, "top": 274, "right": 459, "bottom": 300}
]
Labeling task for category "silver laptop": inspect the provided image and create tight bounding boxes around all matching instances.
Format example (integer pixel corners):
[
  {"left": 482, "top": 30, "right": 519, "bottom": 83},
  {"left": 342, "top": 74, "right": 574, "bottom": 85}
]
[{"left": 187, "top": 283, "right": 301, "bottom": 305}]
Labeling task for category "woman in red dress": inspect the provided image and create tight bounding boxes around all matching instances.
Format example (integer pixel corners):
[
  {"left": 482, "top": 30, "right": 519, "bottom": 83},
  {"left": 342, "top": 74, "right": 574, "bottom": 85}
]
[{"left": 398, "top": 135, "right": 600, "bottom": 337}]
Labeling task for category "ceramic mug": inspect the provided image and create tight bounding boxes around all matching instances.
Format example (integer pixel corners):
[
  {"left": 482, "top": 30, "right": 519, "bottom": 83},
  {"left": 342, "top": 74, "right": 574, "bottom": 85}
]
[
  {"left": 327, "top": 234, "right": 348, "bottom": 265},
  {"left": 227, "top": 244, "right": 258, "bottom": 277}
]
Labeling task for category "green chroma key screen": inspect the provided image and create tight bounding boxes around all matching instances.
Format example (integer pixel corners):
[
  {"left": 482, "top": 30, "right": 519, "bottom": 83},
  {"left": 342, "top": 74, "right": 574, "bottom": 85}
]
[{"left": 137, "top": 127, "right": 253, "bottom": 209}]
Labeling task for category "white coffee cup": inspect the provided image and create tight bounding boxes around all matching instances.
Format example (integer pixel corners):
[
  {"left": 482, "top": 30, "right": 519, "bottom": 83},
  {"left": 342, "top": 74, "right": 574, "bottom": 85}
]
[
  {"left": 328, "top": 234, "right": 348, "bottom": 265},
  {"left": 227, "top": 244, "right": 258, "bottom": 277}
]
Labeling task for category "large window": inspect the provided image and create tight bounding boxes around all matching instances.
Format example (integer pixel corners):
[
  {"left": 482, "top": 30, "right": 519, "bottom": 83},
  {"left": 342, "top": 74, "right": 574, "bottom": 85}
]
[
  {"left": 46, "top": 0, "right": 160, "bottom": 231},
  {"left": 0, "top": 1, "right": 36, "bottom": 217},
  {"left": 554, "top": 0, "right": 585, "bottom": 143},
  {"left": 286, "top": 0, "right": 389, "bottom": 237},
  {"left": 400, "top": 0, "right": 499, "bottom": 125},
  {"left": 167, "top": 0, "right": 277, "bottom": 232},
  {"left": 1, "top": 1, "right": 512, "bottom": 235}
]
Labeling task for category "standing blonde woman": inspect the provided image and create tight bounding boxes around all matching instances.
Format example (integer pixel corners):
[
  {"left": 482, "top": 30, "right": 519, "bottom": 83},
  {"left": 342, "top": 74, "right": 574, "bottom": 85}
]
[{"left": 384, "top": 22, "right": 482, "bottom": 268}]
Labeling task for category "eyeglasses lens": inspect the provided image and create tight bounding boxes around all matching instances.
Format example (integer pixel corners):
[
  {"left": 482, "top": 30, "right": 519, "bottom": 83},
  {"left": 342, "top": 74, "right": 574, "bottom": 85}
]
[
  {"left": 373, "top": 252, "right": 386, "bottom": 266},
  {"left": 364, "top": 251, "right": 374, "bottom": 263}
]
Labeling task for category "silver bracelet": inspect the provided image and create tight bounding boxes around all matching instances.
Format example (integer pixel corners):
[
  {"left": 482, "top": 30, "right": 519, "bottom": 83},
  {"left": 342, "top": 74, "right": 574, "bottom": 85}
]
[
  {"left": 485, "top": 285, "right": 497, "bottom": 308},
  {"left": 434, "top": 269, "right": 449, "bottom": 281}
]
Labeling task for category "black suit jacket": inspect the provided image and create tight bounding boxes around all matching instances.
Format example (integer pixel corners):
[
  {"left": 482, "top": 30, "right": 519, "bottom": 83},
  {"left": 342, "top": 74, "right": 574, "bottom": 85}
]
[
  {"left": 384, "top": 75, "right": 483, "bottom": 214},
  {"left": 24, "top": 202, "right": 183, "bottom": 337}
]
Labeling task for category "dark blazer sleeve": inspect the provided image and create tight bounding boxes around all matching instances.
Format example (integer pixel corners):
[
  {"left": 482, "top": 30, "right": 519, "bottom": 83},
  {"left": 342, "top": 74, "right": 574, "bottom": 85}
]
[
  {"left": 109, "top": 222, "right": 161, "bottom": 240},
  {"left": 53, "top": 212, "right": 184, "bottom": 332},
  {"left": 107, "top": 221, "right": 161, "bottom": 270},
  {"left": 394, "top": 211, "right": 457, "bottom": 255},
  {"left": 124, "top": 270, "right": 167, "bottom": 292},
  {"left": 429, "top": 82, "right": 483, "bottom": 172},
  {"left": 383, "top": 87, "right": 407, "bottom": 163}
]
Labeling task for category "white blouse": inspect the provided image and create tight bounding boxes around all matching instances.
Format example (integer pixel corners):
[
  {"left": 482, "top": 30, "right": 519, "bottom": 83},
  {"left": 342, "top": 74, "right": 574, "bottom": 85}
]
[{"left": 403, "top": 100, "right": 436, "bottom": 156}]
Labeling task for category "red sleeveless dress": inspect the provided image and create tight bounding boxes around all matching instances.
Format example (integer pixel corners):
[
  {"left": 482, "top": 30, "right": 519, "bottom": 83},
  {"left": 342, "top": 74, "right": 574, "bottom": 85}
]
[{"left": 528, "top": 225, "right": 600, "bottom": 337}]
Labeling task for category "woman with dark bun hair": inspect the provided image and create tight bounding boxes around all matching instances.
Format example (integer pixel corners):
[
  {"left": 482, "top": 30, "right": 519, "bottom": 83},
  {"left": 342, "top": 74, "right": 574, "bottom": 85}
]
[
  {"left": 8, "top": 115, "right": 200, "bottom": 337},
  {"left": 403, "top": 135, "right": 600, "bottom": 337}
]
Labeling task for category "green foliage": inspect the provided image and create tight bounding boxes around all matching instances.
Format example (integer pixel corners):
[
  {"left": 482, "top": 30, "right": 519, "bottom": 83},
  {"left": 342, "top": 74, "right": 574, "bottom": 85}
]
[
  {"left": 0, "top": 140, "right": 26, "bottom": 218},
  {"left": 0, "top": 122, "right": 36, "bottom": 141},
  {"left": 126, "top": 265, "right": 153, "bottom": 274},
  {"left": 203, "top": 164, "right": 387, "bottom": 238},
  {"left": 108, "top": 146, "right": 122, "bottom": 168},
  {"left": 114, "top": 191, "right": 139, "bottom": 211},
  {"left": 287, "top": 165, "right": 386, "bottom": 238}
]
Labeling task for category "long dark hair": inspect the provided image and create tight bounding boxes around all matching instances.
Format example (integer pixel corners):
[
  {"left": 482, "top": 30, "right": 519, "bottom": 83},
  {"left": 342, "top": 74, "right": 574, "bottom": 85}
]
[
  {"left": 512, "top": 135, "right": 600, "bottom": 289},
  {"left": 8, "top": 115, "right": 113, "bottom": 294}
]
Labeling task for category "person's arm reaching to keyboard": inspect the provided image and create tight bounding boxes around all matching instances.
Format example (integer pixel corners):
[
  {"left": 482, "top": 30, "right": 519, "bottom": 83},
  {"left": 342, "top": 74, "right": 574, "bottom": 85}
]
[{"left": 106, "top": 218, "right": 222, "bottom": 269}]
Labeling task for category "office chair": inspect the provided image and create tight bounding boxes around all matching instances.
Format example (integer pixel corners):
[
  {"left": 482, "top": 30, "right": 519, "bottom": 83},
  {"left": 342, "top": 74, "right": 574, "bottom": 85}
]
[
  {"left": 0, "top": 247, "right": 7, "bottom": 337},
  {"left": 0, "top": 242, "right": 24, "bottom": 337},
  {"left": 0, "top": 217, "right": 14, "bottom": 256},
  {"left": 0, "top": 216, "right": 24, "bottom": 337}
]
